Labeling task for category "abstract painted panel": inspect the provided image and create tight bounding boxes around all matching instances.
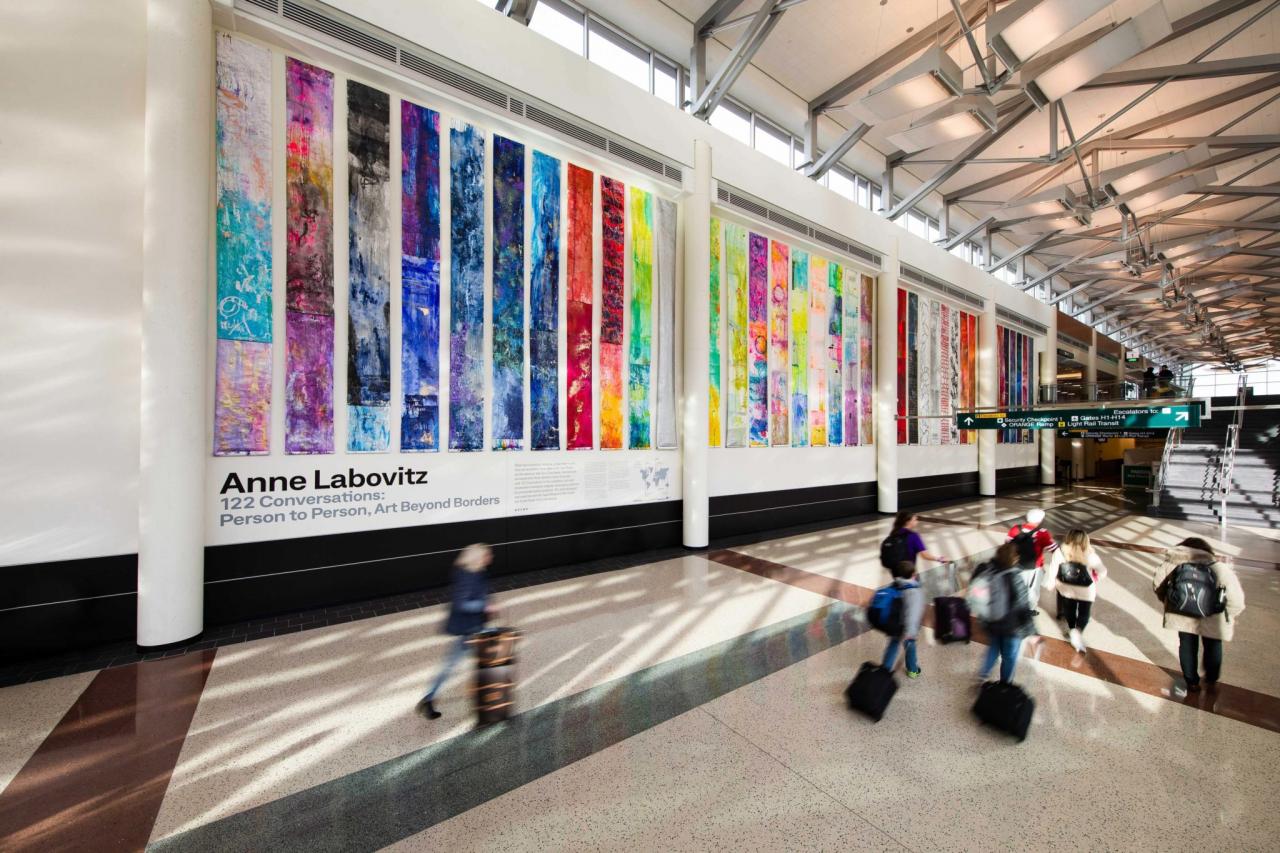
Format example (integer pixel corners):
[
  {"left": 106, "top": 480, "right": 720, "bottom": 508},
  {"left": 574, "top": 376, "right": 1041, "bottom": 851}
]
[
  {"left": 655, "top": 197, "right": 677, "bottom": 449},
  {"left": 214, "top": 340, "right": 271, "bottom": 455},
  {"left": 859, "top": 274, "right": 873, "bottom": 446},
  {"left": 530, "top": 151, "right": 561, "bottom": 451},
  {"left": 628, "top": 187, "right": 654, "bottom": 449},
  {"left": 789, "top": 250, "right": 809, "bottom": 447},
  {"left": 747, "top": 233, "right": 769, "bottom": 447},
  {"left": 917, "top": 298, "right": 936, "bottom": 445},
  {"left": 939, "top": 303, "right": 952, "bottom": 445},
  {"left": 346, "top": 80, "right": 391, "bottom": 452},
  {"left": 842, "top": 271, "right": 859, "bottom": 446},
  {"left": 708, "top": 217, "right": 722, "bottom": 447},
  {"left": 896, "top": 288, "right": 907, "bottom": 444},
  {"left": 400, "top": 101, "right": 441, "bottom": 452},
  {"left": 449, "top": 121, "right": 485, "bottom": 452},
  {"left": 491, "top": 135, "right": 525, "bottom": 451},
  {"left": 214, "top": 34, "right": 272, "bottom": 455},
  {"left": 599, "top": 176, "right": 626, "bottom": 449},
  {"left": 768, "top": 240, "right": 789, "bottom": 446},
  {"left": 285, "top": 58, "right": 334, "bottom": 454},
  {"left": 285, "top": 312, "right": 335, "bottom": 453},
  {"left": 808, "top": 256, "right": 828, "bottom": 447},
  {"left": 826, "top": 263, "right": 842, "bottom": 447},
  {"left": 907, "top": 291, "right": 918, "bottom": 445},
  {"left": 566, "top": 164, "right": 594, "bottom": 450},
  {"left": 724, "top": 223, "right": 749, "bottom": 448}
]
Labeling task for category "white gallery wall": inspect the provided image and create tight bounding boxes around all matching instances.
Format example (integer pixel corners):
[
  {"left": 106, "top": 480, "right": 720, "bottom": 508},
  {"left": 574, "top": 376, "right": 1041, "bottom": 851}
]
[{"left": 0, "top": 0, "right": 147, "bottom": 567}]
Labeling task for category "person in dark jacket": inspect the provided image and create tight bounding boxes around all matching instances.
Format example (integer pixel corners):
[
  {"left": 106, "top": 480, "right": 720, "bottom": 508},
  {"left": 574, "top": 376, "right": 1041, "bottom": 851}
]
[
  {"left": 418, "top": 543, "right": 493, "bottom": 720},
  {"left": 974, "top": 543, "right": 1035, "bottom": 684},
  {"left": 1142, "top": 367, "right": 1156, "bottom": 397}
]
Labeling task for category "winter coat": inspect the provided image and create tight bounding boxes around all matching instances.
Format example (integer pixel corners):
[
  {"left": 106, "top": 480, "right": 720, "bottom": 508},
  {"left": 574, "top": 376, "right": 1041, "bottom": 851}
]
[
  {"left": 1048, "top": 547, "right": 1107, "bottom": 603},
  {"left": 1152, "top": 546, "right": 1245, "bottom": 641},
  {"left": 980, "top": 566, "right": 1037, "bottom": 639},
  {"left": 444, "top": 566, "right": 489, "bottom": 636}
]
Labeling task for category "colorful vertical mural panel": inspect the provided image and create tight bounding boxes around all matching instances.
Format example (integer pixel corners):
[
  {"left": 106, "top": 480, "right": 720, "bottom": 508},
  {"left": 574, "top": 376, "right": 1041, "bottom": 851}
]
[
  {"left": 724, "top": 223, "right": 749, "bottom": 448},
  {"left": 566, "top": 164, "right": 594, "bottom": 450},
  {"left": 346, "top": 81, "right": 391, "bottom": 453},
  {"left": 768, "top": 240, "right": 789, "bottom": 446},
  {"left": 600, "top": 176, "right": 626, "bottom": 449},
  {"left": 285, "top": 58, "right": 334, "bottom": 454},
  {"left": 842, "top": 273, "right": 859, "bottom": 445},
  {"left": 826, "top": 263, "right": 843, "bottom": 446},
  {"left": 655, "top": 197, "right": 678, "bottom": 449},
  {"left": 708, "top": 218, "right": 723, "bottom": 447},
  {"left": 449, "top": 121, "right": 485, "bottom": 452},
  {"left": 400, "top": 101, "right": 441, "bottom": 452},
  {"left": 790, "top": 251, "right": 809, "bottom": 447},
  {"left": 897, "top": 290, "right": 976, "bottom": 447},
  {"left": 214, "top": 34, "right": 272, "bottom": 455},
  {"left": 996, "top": 325, "right": 1035, "bottom": 444},
  {"left": 628, "top": 187, "right": 654, "bottom": 449},
  {"left": 808, "top": 256, "right": 828, "bottom": 446},
  {"left": 491, "top": 135, "right": 525, "bottom": 451},
  {"left": 859, "top": 274, "right": 874, "bottom": 446},
  {"left": 747, "top": 233, "right": 769, "bottom": 447},
  {"left": 530, "top": 151, "right": 561, "bottom": 451},
  {"left": 907, "top": 292, "right": 918, "bottom": 445},
  {"left": 896, "top": 289, "right": 907, "bottom": 444},
  {"left": 939, "top": 304, "right": 953, "bottom": 445}
]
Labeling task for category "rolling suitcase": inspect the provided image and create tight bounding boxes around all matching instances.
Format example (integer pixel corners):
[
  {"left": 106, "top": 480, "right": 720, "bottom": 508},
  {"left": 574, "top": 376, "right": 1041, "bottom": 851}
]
[
  {"left": 933, "top": 596, "right": 971, "bottom": 644},
  {"left": 469, "top": 627, "right": 520, "bottom": 725},
  {"left": 973, "top": 680, "right": 1034, "bottom": 742},
  {"left": 845, "top": 662, "right": 897, "bottom": 722}
]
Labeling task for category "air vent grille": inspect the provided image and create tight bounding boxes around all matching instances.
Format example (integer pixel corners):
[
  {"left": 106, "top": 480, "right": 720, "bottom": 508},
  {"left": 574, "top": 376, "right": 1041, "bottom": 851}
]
[
  {"left": 282, "top": 1, "right": 396, "bottom": 61},
  {"left": 244, "top": 0, "right": 279, "bottom": 12},
  {"left": 664, "top": 164, "right": 683, "bottom": 181},
  {"left": 1057, "top": 331, "right": 1090, "bottom": 351},
  {"left": 508, "top": 97, "right": 525, "bottom": 116},
  {"left": 525, "top": 105, "right": 607, "bottom": 152},
  {"left": 715, "top": 184, "right": 881, "bottom": 269},
  {"left": 997, "top": 306, "right": 1048, "bottom": 337},
  {"left": 608, "top": 141, "right": 666, "bottom": 179},
  {"left": 400, "top": 50, "right": 509, "bottom": 109},
  {"left": 899, "top": 264, "right": 985, "bottom": 310}
]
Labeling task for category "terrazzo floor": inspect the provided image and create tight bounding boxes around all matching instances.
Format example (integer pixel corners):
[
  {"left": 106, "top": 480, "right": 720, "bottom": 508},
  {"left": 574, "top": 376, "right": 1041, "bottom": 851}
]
[{"left": 1, "top": 485, "right": 1278, "bottom": 851}]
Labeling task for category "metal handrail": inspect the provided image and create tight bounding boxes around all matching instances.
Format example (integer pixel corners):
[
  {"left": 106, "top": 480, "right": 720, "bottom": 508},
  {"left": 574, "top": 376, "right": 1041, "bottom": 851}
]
[
  {"left": 1216, "top": 375, "right": 1248, "bottom": 539},
  {"left": 1040, "top": 380, "right": 1188, "bottom": 403},
  {"left": 1151, "top": 426, "right": 1182, "bottom": 509}
]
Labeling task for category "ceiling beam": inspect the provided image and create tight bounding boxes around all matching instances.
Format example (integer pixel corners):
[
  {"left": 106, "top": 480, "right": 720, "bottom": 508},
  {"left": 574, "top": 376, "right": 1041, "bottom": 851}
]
[
  {"left": 986, "top": 231, "right": 1057, "bottom": 273},
  {"left": 692, "top": 0, "right": 789, "bottom": 119},
  {"left": 1203, "top": 184, "right": 1280, "bottom": 197},
  {"left": 1079, "top": 53, "right": 1280, "bottom": 89},
  {"left": 1161, "top": 217, "right": 1280, "bottom": 231},
  {"left": 805, "top": 122, "right": 870, "bottom": 180},
  {"left": 695, "top": 0, "right": 751, "bottom": 34}
]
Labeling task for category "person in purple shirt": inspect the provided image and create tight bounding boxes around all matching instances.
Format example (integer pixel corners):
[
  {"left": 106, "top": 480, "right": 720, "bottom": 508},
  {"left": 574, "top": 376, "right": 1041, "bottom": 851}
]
[{"left": 892, "top": 510, "right": 949, "bottom": 567}]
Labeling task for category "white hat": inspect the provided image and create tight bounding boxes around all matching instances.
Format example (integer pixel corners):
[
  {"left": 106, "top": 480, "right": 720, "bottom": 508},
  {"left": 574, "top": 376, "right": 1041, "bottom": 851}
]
[{"left": 1026, "top": 508, "right": 1045, "bottom": 526}]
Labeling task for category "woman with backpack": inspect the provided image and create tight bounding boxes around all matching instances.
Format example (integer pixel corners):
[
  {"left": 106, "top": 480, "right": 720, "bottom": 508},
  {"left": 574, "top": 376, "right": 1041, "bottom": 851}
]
[
  {"left": 882, "top": 511, "right": 949, "bottom": 569},
  {"left": 1153, "top": 537, "right": 1246, "bottom": 694},
  {"left": 1047, "top": 528, "right": 1107, "bottom": 653},
  {"left": 972, "top": 542, "right": 1036, "bottom": 684}
]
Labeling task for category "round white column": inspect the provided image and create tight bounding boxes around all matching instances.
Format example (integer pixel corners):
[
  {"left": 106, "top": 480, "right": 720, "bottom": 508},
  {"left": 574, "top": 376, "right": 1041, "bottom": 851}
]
[
  {"left": 137, "top": 0, "right": 212, "bottom": 647},
  {"left": 978, "top": 305, "right": 998, "bottom": 496},
  {"left": 875, "top": 243, "right": 899, "bottom": 513},
  {"left": 1040, "top": 312, "right": 1057, "bottom": 485},
  {"left": 681, "top": 139, "right": 712, "bottom": 547}
]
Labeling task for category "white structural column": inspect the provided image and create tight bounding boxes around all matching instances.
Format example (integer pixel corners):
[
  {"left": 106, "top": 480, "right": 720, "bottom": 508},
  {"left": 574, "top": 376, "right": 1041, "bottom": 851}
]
[
  {"left": 1084, "top": 335, "right": 1098, "bottom": 478},
  {"left": 1040, "top": 312, "right": 1057, "bottom": 485},
  {"left": 137, "top": 0, "right": 213, "bottom": 647},
  {"left": 978, "top": 305, "right": 998, "bottom": 495},
  {"left": 681, "top": 139, "right": 712, "bottom": 547},
  {"left": 874, "top": 243, "right": 899, "bottom": 513}
]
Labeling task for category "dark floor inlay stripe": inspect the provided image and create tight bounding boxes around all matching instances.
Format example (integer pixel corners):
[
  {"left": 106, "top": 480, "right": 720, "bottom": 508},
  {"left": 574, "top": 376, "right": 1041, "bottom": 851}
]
[
  {"left": 0, "top": 650, "right": 215, "bottom": 852},
  {"left": 148, "top": 604, "right": 865, "bottom": 853}
]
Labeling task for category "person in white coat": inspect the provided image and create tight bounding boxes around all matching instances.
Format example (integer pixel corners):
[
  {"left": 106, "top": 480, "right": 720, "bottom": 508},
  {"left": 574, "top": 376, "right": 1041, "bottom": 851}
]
[
  {"left": 1152, "top": 537, "right": 1246, "bottom": 693},
  {"left": 1046, "top": 528, "right": 1107, "bottom": 653}
]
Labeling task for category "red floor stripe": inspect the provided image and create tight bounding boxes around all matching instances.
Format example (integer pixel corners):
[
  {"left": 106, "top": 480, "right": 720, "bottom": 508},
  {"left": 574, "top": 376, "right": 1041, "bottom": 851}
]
[{"left": 0, "top": 650, "right": 215, "bottom": 852}]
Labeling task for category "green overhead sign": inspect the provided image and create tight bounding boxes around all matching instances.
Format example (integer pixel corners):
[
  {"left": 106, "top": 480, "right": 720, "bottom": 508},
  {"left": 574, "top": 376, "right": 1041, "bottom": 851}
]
[
  {"left": 957, "top": 404, "right": 1200, "bottom": 431},
  {"left": 1058, "top": 429, "right": 1163, "bottom": 440}
]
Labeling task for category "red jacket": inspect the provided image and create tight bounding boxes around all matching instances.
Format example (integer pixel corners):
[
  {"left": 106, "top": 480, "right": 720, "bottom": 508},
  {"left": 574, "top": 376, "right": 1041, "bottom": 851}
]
[{"left": 1006, "top": 524, "right": 1056, "bottom": 568}]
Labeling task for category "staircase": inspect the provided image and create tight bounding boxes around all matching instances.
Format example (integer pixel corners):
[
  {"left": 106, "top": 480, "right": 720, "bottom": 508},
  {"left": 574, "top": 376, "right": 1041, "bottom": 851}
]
[{"left": 1152, "top": 393, "right": 1280, "bottom": 528}]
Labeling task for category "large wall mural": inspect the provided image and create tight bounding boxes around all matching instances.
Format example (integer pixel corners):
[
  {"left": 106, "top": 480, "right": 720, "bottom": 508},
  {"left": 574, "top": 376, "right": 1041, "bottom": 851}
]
[
  {"left": 896, "top": 289, "right": 979, "bottom": 446},
  {"left": 709, "top": 220, "right": 875, "bottom": 449},
  {"left": 999, "top": 325, "right": 1035, "bottom": 443}
]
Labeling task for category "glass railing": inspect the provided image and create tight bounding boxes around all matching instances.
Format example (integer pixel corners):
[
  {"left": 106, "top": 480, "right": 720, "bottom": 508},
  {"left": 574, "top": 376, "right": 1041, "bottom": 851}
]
[{"left": 1037, "top": 380, "right": 1190, "bottom": 404}]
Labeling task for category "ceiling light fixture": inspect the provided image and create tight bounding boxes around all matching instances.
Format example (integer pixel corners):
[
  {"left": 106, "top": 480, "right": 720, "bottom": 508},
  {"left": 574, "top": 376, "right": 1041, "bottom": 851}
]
[
  {"left": 886, "top": 95, "right": 996, "bottom": 152},
  {"left": 1023, "top": 2, "right": 1172, "bottom": 108},
  {"left": 987, "top": 0, "right": 1113, "bottom": 72},
  {"left": 1102, "top": 144, "right": 1213, "bottom": 198},
  {"left": 859, "top": 46, "right": 963, "bottom": 120},
  {"left": 1154, "top": 229, "right": 1237, "bottom": 263},
  {"left": 1116, "top": 168, "right": 1218, "bottom": 216}
]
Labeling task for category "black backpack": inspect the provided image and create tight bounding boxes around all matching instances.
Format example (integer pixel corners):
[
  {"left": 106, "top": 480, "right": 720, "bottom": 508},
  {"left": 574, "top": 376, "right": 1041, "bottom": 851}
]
[
  {"left": 1058, "top": 560, "right": 1092, "bottom": 587},
  {"left": 880, "top": 530, "right": 910, "bottom": 569},
  {"left": 1165, "top": 563, "right": 1226, "bottom": 618},
  {"left": 1012, "top": 528, "right": 1038, "bottom": 566}
]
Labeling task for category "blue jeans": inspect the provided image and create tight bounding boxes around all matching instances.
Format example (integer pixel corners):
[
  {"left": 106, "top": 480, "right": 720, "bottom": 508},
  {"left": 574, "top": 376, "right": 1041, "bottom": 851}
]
[
  {"left": 883, "top": 637, "right": 918, "bottom": 673},
  {"left": 424, "top": 635, "right": 469, "bottom": 700},
  {"left": 979, "top": 633, "right": 1024, "bottom": 683}
]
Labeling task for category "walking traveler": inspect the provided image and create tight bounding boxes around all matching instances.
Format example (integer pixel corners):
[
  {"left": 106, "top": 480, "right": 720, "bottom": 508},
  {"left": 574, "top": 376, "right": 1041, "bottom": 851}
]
[
  {"left": 418, "top": 543, "right": 494, "bottom": 719},
  {"left": 970, "top": 543, "right": 1036, "bottom": 684},
  {"left": 1005, "top": 509, "right": 1056, "bottom": 615},
  {"left": 1153, "top": 537, "right": 1245, "bottom": 694},
  {"left": 876, "top": 562, "right": 925, "bottom": 679},
  {"left": 880, "top": 511, "right": 949, "bottom": 570},
  {"left": 1047, "top": 528, "right": 1107, "bottom": 653}
]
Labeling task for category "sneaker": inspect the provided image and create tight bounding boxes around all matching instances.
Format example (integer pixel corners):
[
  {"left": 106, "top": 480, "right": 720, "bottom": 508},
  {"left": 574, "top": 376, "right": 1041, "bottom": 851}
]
[
  {"left": 1069, "top": 628, "right": 1086, "bottom": 653},
  {"left": 906, "top": 669, "right": 922, "bottom": 679},
  {"left": 1186, "top": 682, "right": 1202, "bottom": 694},
  {"left": 416, "top": 697, "right": 443, "bottom": 720}
]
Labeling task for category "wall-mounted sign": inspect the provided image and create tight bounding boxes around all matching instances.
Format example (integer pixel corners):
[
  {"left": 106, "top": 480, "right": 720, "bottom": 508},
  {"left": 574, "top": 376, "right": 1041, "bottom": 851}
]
[
  {"left": 1057, "top": 429, "right": 1162, "bottom": 439},
  {"left": 958, "top": 404, "right": 1199, "bottom": 430},
  {"left": 1056, "top": 348, "right": 1076, "bottom": 360}
]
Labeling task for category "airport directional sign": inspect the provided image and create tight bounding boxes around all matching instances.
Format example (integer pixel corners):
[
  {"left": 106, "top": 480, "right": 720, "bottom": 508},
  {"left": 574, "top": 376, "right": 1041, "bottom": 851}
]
[
  {"left": 1058, "top": 429, "right": 1162, "bottom": 439},
  {"left": 957, "top": 404, "right": 1199, "bottom": 431}
]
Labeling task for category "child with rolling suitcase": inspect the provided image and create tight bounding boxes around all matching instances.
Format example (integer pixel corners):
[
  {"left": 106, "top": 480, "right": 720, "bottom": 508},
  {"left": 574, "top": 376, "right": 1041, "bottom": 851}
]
[{"left": 847, "top": 562, "right": 924, "bottom": 721}]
